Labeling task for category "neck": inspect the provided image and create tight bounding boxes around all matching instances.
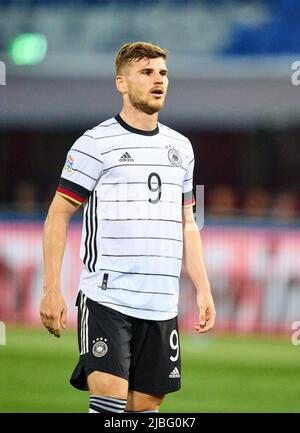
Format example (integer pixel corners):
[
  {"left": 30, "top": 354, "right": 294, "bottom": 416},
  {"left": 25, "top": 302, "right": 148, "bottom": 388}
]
[{"left": 119, "top": 106, "right": 158, "bottom": 131}]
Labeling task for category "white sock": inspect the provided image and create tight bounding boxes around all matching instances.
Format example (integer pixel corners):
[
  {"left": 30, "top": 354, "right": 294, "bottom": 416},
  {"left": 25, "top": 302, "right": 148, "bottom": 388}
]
[{"left": 89, "top": 395, "right": 127, "bottom": 413}]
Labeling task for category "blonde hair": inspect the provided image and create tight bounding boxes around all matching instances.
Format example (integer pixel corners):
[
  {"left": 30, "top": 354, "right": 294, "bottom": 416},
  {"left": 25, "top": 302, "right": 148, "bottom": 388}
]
[{"left": 115, "top": 42, "right": 168, "bottom": 74}]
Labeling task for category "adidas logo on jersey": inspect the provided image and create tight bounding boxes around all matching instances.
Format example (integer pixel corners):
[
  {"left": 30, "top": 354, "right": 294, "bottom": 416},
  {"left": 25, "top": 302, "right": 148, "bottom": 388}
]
[
  {"left": 169, "top": 367, "right": 180, "bottom": 378},
  {"left": 119, "top": 152, "right": 134, "bottom": 162}
]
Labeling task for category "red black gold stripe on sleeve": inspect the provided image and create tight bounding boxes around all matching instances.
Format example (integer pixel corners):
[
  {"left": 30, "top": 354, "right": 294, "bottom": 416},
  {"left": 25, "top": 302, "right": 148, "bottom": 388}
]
[
  {"left": 56, "top": 178, "right": 90, "bottom": 205},
  {"left": 182, "top": 190, "right": 196, "bottom": 207}
]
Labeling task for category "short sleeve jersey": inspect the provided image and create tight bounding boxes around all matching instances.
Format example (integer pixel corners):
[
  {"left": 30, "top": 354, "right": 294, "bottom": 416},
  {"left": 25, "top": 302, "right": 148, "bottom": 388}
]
[{"left": 57, "top": 115, "right": 195, "bottom": 320}]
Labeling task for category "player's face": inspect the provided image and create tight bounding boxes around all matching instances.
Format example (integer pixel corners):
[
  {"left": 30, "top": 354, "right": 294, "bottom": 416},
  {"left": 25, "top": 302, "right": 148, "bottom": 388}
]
[{"left": 122, "top": 57, "right": 169, "bottom": 115}]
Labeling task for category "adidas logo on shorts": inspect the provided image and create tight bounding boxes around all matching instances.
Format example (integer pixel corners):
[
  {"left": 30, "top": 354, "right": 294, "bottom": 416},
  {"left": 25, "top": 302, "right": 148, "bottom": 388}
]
[
  {"left": 119, "top": 152, "right": 134, "bottom": 162},
  {"left": 169, "top": 367, "right": 180, "bottom": 378}
]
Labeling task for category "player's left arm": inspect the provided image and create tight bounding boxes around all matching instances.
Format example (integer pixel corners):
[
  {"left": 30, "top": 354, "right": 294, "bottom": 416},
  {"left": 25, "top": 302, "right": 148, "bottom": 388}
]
[{"left": 182, "top": 205, "right": 216, "bottom": 333}]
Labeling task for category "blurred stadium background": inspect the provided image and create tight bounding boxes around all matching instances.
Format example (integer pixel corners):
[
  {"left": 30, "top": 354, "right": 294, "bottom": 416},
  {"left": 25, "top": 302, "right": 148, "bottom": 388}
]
[{"left": 0, "top": 0, "right": 300, "bottom": 413}]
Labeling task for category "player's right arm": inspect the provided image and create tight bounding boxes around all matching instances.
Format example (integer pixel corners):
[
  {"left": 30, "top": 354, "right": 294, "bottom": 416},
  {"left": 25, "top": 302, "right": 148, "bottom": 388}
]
[
  {"left": 40, "top": 193, "right": 79, "bottom": 338},
  {"left": 40, "top": 134, "right": 104, "bottom": 337}
]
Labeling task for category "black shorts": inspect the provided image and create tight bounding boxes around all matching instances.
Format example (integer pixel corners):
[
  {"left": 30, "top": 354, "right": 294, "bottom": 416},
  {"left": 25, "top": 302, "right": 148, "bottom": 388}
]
[{"left": 70, "top": 291, "right": 181, "bottom": 395}]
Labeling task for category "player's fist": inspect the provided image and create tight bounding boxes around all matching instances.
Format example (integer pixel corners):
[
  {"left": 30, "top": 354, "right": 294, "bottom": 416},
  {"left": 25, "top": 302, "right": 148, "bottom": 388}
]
[
  {"left": 40, "top": 289, "right": 68, "bottom": 338},
  {"left": 194, "top": 290, "right": 216, "bottom": 334}
]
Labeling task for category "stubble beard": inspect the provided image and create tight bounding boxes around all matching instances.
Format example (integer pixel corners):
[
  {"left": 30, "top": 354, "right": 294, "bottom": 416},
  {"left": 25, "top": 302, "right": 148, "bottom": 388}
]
[{"left": 128, "top": 90, "right": 165, "bottom": 115}]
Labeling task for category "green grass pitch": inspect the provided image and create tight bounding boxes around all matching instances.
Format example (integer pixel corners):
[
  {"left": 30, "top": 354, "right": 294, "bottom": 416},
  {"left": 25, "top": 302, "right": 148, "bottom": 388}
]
[{"left": 0, "top": 327, "right": 299, "bottom": 413}]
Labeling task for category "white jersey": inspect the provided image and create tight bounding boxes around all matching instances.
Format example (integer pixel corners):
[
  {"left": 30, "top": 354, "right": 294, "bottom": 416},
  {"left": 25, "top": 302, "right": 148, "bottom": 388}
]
[{"left": 57, "top": 115, "right": 195, "bottom": 320}]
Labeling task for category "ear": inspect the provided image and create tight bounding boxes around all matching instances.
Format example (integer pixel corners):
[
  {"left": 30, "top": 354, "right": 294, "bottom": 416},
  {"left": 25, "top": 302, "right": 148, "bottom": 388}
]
[{"left": 116, "top": 74, "right": 127, "bottom": 94}]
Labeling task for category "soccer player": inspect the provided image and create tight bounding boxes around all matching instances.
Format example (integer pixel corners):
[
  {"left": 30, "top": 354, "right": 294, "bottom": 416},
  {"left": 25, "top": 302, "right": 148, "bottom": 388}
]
[{"left": 40, "top": 42, "right": 216, "bottom": 413}]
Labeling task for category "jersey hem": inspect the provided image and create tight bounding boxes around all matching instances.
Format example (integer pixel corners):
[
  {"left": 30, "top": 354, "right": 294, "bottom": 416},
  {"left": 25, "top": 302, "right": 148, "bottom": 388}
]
[
  {"left": 56, "top": 191, "right": 82, "bottom": 206},
  {"left": 79, "top": 288, "right": 178, "bottom": 321}
]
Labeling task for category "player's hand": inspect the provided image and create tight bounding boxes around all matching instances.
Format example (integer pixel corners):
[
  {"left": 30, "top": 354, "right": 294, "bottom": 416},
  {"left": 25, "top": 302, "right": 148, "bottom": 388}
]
[
  {"left": 39, "top": 289, "right": 68, "bottom": 338},
  {"left": 194, "top": 290, "right": 216, "bottom": 334}
]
